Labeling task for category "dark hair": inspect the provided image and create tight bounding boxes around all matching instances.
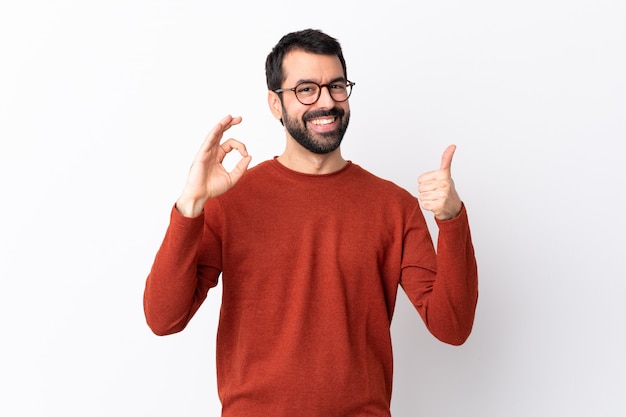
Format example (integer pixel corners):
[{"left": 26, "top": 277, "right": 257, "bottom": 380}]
[{"left": 265, "top": 29, "right": 347, "bottom": 91}]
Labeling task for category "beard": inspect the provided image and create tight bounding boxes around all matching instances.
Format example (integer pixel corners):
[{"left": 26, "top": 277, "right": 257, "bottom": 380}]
[{"left": 282, "top": 107, "right": 350, "bottom": 154}]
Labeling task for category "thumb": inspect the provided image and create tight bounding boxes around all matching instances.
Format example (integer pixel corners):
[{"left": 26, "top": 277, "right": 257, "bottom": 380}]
[
  {"left": 230, "top": 155, "right": 252, "bottom": 182},
  {"left": 440, "top": 144, "right": 457, "bottom": 172}
]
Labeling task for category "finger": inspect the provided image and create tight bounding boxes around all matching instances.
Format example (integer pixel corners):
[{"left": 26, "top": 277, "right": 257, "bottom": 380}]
[
  {"left": 211, "top": 115, "right": 242, "bottom": 140},
  {"left": 418, "top": 168, "right": 449, "bottom": 186},
  {"left": 418, "top": 171, "right": 437, "bottom": 184},
  {"left": 221, "top": 138, "right": 249, "bottom": 157},
  {"left": 229, "top": 155, "right": 253, "bottom": 182},
  {"left": 418, "top": 196, "right": 439, "bottom": 213},
  {"left": 419, "top": 185, "right": 444, "bottom": 198},
  {"left": 198, "top": 115, "right": 243, "bottom": 154},
  {"left": 439, "top": 144, "right": 457, "bottom": 172},
  {"left": 219, "top": 114, "right": 242, "bottom": 132},
  {"left": 417, "top": 181, "right": 437, "bottom": 193}
]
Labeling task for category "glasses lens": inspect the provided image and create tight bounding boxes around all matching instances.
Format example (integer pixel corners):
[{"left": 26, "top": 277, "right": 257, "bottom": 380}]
[
  {"left": 293, "top": 81, "right": 353, "bottom": 104},
  {"left": 295, "top": 83, "right": 320, "bottom": 104},
  {"left": 329, "top": 82, "right": 351, "bottom": 102}
]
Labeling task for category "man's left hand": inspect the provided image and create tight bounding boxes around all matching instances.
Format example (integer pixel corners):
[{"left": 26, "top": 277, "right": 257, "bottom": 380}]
[{"left": 418, "top": 145, "right": 463, "bottom": 221}]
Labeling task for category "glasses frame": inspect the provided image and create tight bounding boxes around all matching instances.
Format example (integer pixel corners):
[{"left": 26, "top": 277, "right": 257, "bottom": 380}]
[{"left": 273, "top": 80, "right": 355, "bottom": 105}]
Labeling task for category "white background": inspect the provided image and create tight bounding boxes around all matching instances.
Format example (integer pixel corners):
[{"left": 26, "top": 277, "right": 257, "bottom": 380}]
[{"left": 1, "top": 1, "right": 625, "bottom": 416}]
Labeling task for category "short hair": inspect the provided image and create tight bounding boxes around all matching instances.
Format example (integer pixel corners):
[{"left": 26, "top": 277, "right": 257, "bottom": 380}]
[{"left": 265, "top": 29, "right": 347, "bottom": 91}]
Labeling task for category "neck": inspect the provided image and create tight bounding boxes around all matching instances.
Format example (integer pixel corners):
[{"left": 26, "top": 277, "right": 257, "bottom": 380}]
[{"left": 277, "top": 144, "right": 347, "bottom": 175}]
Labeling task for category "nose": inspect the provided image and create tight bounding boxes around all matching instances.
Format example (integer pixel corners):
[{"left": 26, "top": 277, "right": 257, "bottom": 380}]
[{"left": 315, "top": 85, "right": 335, "bottom": 108}]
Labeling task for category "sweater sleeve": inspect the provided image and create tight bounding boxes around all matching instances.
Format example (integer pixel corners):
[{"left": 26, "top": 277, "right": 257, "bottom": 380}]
[
  {"left": 400, "top": 204, "right": 478, "bottom": 345},
  {"left": 143, "top": 205, "right": 221, "bottom": 336}
]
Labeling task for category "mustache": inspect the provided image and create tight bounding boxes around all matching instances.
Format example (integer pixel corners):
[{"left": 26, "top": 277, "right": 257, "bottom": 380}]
[{"left": 303, "top": 107, "right": 345, "bottom": 122}]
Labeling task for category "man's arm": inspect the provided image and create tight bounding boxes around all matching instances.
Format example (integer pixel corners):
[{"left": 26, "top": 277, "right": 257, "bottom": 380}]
[
  {"left": 143, "top": 208, "right": 220, "bottom": 335},
  {"left": 400, "top": 205, "right": 478, "bottom": 345},
  {"left": 400, "top": 146, "right": 478, "bottom": 345},
  {"left": 143, "top": 115, "right": 252, "bottom": 335}
]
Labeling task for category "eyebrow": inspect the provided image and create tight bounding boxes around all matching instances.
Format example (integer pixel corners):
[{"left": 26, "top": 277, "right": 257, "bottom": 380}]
[{"left": 294, "top": 76, "right": 347, "bottom": 85}]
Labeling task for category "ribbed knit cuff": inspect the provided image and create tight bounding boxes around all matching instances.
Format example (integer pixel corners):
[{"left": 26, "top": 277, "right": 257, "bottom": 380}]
[
  {"left": 170, "top": 204, "right": 205, "bottom": 231},
  {"left": 434, "top": 203, "right": 469, "bottom": 233}
]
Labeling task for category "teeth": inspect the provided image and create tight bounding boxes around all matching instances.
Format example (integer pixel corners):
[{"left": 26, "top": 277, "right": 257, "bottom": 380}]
[{"left": 311, "top": 118, "right": 334, "bottom": 125}]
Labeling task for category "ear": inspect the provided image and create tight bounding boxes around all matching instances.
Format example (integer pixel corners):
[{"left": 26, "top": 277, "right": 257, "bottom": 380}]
[{"left": 268, "top": 91, "right": 283, "bottom": 121}]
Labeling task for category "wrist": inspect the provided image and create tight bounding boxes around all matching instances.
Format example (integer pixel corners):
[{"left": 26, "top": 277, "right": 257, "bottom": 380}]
[{"left": 175, "top": 195, "right": 207, "bottom": 218}]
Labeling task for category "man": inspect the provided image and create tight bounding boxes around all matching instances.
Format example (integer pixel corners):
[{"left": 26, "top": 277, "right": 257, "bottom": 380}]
[{"left": 144, "top": 29, "right": 478, "bottom": 417}]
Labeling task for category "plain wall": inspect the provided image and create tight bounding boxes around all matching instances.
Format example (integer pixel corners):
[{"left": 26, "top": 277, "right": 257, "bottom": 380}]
[{"left": 1, "top": 1, "right": 625, "bottom": 416}]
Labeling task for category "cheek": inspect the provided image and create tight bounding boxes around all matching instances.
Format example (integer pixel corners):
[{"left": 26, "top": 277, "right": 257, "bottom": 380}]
[{"left": 284, "top": 105, "right": 306, "bottom": 123}]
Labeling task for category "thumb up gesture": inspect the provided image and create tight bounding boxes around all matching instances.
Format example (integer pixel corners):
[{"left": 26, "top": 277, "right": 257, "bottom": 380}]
[{"left": 418, "top": 145, "right": 463, "bottom": 221}]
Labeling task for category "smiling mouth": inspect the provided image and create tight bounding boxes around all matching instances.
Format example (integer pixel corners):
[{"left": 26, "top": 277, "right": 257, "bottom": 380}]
[{"left": 309, "top": 117, "right": 336, "bottom": 126}]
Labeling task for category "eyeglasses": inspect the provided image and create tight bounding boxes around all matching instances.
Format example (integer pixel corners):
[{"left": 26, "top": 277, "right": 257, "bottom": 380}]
[{"left": 273, "top": 80, "right": 355, "bottom": 105}]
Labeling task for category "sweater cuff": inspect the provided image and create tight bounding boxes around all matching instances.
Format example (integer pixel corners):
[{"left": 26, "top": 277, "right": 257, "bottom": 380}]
[
  {"left": 434, "top": 203, "right": 469, "bottom": 232},
  {"left": 170, "top": 204, "right": 205, "bottom": 231}
]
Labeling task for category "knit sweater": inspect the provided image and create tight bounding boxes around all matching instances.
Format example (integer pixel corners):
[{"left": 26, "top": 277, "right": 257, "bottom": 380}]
[{"left": 144, "top": 158, "right": 478, "bottom": 417}]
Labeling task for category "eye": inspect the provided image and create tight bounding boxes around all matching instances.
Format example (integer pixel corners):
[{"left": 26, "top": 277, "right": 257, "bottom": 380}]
[
  {"left": 296, "top": 83, "right": 318, "bottom": 96},
  {"left": 330, "top": 83, "right": 346, "bottom": 91}
]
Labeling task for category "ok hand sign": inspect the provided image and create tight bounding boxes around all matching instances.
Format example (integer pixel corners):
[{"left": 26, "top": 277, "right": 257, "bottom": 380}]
[
  {"left": 176, "top": 115, "right": 252, "bottom": 217},
  {"left": 417, "top": 145, "right": 463, "bottom": 221}
]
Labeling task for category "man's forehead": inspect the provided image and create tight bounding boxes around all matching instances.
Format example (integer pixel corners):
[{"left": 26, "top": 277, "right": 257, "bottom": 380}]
[{"left": 282, "top": 50, "right": 344, "bottom": 82}]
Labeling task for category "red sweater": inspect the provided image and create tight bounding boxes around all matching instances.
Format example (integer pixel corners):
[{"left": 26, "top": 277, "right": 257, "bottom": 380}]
[{"left": 144, "top": 159, "right": 478, "bottom": 417}]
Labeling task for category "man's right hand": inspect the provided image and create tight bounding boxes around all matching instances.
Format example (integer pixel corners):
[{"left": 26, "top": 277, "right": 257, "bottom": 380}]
[{"left": 175, "top": 115, "right": 252, "bottom": 217}]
